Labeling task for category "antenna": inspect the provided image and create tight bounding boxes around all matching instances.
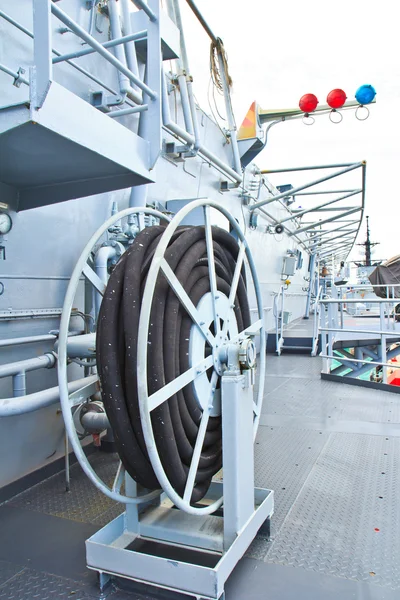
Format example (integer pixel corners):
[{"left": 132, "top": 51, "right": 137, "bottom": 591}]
[{"left": 356, "top": 216, "right": 379, "bottom": 266}]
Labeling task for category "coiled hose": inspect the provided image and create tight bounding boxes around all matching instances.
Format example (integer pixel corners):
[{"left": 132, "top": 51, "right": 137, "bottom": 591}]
[{"left": 97, "top": 225, "right": 250, "bottom": 503}]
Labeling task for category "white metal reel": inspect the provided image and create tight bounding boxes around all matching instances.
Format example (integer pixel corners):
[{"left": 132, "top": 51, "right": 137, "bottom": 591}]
[
  {"left": 57, "top": 207, "right": 170, "bottom": 504},
  {"left": 137, "top": 198, "right": 266, "bottom": 515}
]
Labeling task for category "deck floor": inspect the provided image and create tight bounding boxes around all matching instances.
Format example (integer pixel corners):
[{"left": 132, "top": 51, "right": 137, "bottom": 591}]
[{"left": 1, "top": 355, "right": 400, "bottom": 599}]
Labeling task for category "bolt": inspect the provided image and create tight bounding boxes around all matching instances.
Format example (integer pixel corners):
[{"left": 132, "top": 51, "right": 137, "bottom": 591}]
[
  {"left": 215, "top": 295, "right": 219, "bottom": 300},
  {"left": 200, "top": 321, "right": 205, "bottom": 326}
]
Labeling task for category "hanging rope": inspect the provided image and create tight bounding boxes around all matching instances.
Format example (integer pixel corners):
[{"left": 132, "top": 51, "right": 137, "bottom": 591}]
[{"left": 210, "top": 37, "right": 232, "bottom": 94}]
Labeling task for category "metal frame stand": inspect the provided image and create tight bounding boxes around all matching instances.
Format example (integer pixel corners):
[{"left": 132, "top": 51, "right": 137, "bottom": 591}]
[{"left": 86, "top": 370, "right": 274, "bottom": 600}]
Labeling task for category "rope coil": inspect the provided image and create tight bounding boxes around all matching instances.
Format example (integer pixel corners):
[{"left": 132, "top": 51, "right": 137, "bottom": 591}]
[{"left": 210, "top": 37, "right": 232, "bottom": 93}]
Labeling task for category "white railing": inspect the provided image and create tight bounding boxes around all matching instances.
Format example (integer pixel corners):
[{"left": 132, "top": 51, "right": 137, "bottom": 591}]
[
  {"left": 311, "top": 285, "right": 323, "bottom": 356},
  {"left": 318, "top": 295, "right": 400, "bottom": 383},
  {"left": 335, "top": 282, "right": 400, "bottom": 317},
  {"left": 274, "top": 286, "right": 285, "bottom": 355}
]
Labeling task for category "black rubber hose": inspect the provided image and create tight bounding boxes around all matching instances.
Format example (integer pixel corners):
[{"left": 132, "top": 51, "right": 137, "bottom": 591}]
[{"left": 97, "top": 225, "right": 250, "bottom": 503}]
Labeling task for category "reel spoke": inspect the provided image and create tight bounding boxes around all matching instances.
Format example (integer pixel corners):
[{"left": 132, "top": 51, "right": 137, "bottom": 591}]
[
  {"left": 112, "top": 461, "right": 125, "bottom": 494},
  {"left": 228, "top": 319, "right": 263, "bottom": 346},
  {"left": 160, "top": 258, "right": 216, "bottom": 347},
  {"left": 183, "top": 370, "right": 218, "bottom": 503},
  {"left": 228, "top": 241, "right": 246, "bottom": 307},
  {"left": 148, "top": 355, "right": 214, "bottom": 411},
  {"left": 82, "top": 263, "right": 106, "bottom": 295},
  {"left": 204, "top": 206, "right": 220, "bottom": 335},
  {"left": 221, "top": 242, "right": 246, "bottom": 339}
]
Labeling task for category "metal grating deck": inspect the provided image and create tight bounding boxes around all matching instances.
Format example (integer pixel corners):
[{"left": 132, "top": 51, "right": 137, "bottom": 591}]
[{"left": 1, "top": 353, "right": 400, "bottom": 599}]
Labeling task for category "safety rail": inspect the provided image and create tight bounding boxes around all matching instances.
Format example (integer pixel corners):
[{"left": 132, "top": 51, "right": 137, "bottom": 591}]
[
  {"left": 274, "top": 286, "right": 285, "bottom": 355},
  {"left": 335, "top": 282, "right": 400, "bottom": 317},
  {"left": 319, "top": 296, "right": 400, "bottom": 384},
  {"left": 311, "top": 285, "right": 323, "bottom": 356}
]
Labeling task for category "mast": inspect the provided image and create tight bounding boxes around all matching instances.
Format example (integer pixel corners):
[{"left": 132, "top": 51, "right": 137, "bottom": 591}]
[{"left": 357, "top": 215, "right": 378, "bottom": 266}]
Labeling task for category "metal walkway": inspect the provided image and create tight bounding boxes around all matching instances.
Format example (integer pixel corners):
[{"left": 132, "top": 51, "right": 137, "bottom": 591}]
[{"left": 0, "top": 354, "right": 399, "bottom": 599}]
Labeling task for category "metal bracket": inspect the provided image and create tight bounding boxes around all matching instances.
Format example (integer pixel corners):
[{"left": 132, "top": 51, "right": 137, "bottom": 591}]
[{"left": 13, "top": 67, "right": 26, "bottom": 88}]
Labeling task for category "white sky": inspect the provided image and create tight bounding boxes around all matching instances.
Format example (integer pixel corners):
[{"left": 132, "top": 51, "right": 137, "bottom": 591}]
[{"left": 178, "top": 0, "right": 400, "bottom": 262}]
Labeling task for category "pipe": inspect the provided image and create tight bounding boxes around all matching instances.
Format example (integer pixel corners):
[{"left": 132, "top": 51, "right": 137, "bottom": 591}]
[
  {"left": 54, "top": 333, "right": 96, "bottom": 359},
  {"left": 0, "top": 375, "right": 98, "bottom": 418},
  {"left": 0, "top": 334, "right": 57, "bottom": 348},
  {"left": 81, "top": 411, "right": 110, "bottom": 433},
  {"left": 290, "top": 207, "right": 362, "bottom": 236},
  {"left": 171, "top": 0, "right": 199, "bottom": 149},
  {"left": 0, "top": 353, "right": 55, "bottom": 379},
  {"left": 304, "top": 253, "right": 317, "bottom": 320},
  {"left": 277, "top": 190, "right": 361, "bottom": 225},
  {"left": 120, "top": 0, "right": 140, "bottom": 85},
  {"left": 109, "top": 104, "right": 148, "bottom": 117},
  {"left": 251, "top": 162, "right": 364, "bottom": 210},
  {"left": 184, "top": 0, "right": 217, "bottom": 43},
  {"left": 261, "top": 163, "right": 364, "bottom": 174},
  {"left": 51, "top": 2, "right": 154, "bottom": 101},
  {"left": 13, "top": 372, "right": 26, "bottom": 397},
  {"left": 0, "top": 62, "right": 29, "bottom": 85},
  {"left": 108, "top": 0, "right": 131, "bottom": 105},
  {"left": 161, "top": 69, "right": 242, "bottom": 183},
  {"left": 131, "top": 0, "right": 157, "bottom": 22},
  {"left": 169, "top": 1, "right": 194, "bottom": 137},
  {"left": 174, "top": 0, "right": 241, "bottom": 175},
  {"left": 215, "top": 51, "right": 242, "bottom": 176},
  {"left": 0, "top": 9, "right": 136, "bottom": 105},
  {"left": 52, "top": 31, "right": 147, "bottom": 64},
  {"left": 94, "top": 246, "right": 117, "bottom": 315}
]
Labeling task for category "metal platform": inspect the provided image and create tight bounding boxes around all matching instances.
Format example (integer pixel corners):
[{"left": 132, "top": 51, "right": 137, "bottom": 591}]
[
  {"left": 1, "top": 354, "right": 400, "bottom": 599},
  {"left": 0, "top": 83, "right": 154, "bottom": 211}
]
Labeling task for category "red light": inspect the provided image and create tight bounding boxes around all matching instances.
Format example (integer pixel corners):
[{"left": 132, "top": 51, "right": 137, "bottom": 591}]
[
  {"left": 299, "top": 93, "right": 318, "bottom": 113},
  {"left": 327, "top": 89, "right": 347, "bottom": 109}
]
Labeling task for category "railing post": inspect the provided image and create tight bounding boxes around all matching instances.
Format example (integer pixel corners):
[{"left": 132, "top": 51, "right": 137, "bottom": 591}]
[
  {"left": 380, "top": 303, "right": 387, "bottom": 384},
  {"left": 145, "top": 0, "right": 162, "bottom": 168},
  {"left": 339, "top": 289, "right": 344, "bottom": 329},
  {"left": 321, "top": 302, "right": 329, "bottom": 373},
  {"left": 275, "top": 293, "right": 279, "bottom": 354},
  {"left": 32, "top": 0, "right": 53, "bottom": 108},
  {"left": 304, "top": 254, "right": 316, "bottom": 319}
]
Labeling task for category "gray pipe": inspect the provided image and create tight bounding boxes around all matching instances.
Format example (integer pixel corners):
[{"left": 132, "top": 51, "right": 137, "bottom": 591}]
[
  {"left": 120, "top": 0, "right": 140, "bottom": 84},
  {"left": 0, "top": 334, "right": 57, "bottom": 348},
  {"left": 13, "top": 372, "right": 26, "bottom": 397},
  {"left": 54, "top": 333, "right": 96, "bottom": 359},
  {"left": 0, "top": 375, "right": 98, "bottom": 418},
  {"left": 94, "top": 246, "right": 117, "bottom": 316},
  {"left": 51, "top": 2, "right": 150, "bottom": 102},
  {"left": 171, "top": 0, "right": 199, "bottom": 149},
  {"left": 81, "top": 411, "right": 110, "bottom": 433},
  {"left": 161, "top": 69, "right": 242, "bottom": 183},
  {"left": 108, "top": 0, "right": 130, "bottom": 104},
  {"left": 0, "top": 353, "right": 55, "bottom": 379}
]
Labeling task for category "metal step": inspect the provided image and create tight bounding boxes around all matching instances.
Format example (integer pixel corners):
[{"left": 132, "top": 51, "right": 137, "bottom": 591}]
[{"left": 282, "top": 345, "right": 312, "bottom": 351}]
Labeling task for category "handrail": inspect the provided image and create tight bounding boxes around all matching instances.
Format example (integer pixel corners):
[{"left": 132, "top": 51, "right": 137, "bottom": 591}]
[
  {"left": 51, "top": 2, "right": 156, "bottom": 100},
  {"left": 318, "top": 295, "right": 400, "bottom": 383},
  {"left": 311, "top": 285, "right": 323, "bottom": 356},
  {"left": 274, "top": 285, "right": 285, "bottom": 355}
]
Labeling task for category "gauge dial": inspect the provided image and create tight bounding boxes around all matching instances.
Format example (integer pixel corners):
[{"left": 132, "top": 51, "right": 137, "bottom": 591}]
[{"left": 0, "top": 212, "right": 12, "bottom": 234}]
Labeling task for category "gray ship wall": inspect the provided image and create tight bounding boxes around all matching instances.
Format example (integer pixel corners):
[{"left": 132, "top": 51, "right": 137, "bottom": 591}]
[{"left": 0, "top": 0, "right": 310, "bottom": 487}]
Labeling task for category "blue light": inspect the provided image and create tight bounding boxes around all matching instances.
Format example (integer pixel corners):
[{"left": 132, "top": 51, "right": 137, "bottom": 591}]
[{"left": 355, "top": 84, "right": 376, "bottom": 105}]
